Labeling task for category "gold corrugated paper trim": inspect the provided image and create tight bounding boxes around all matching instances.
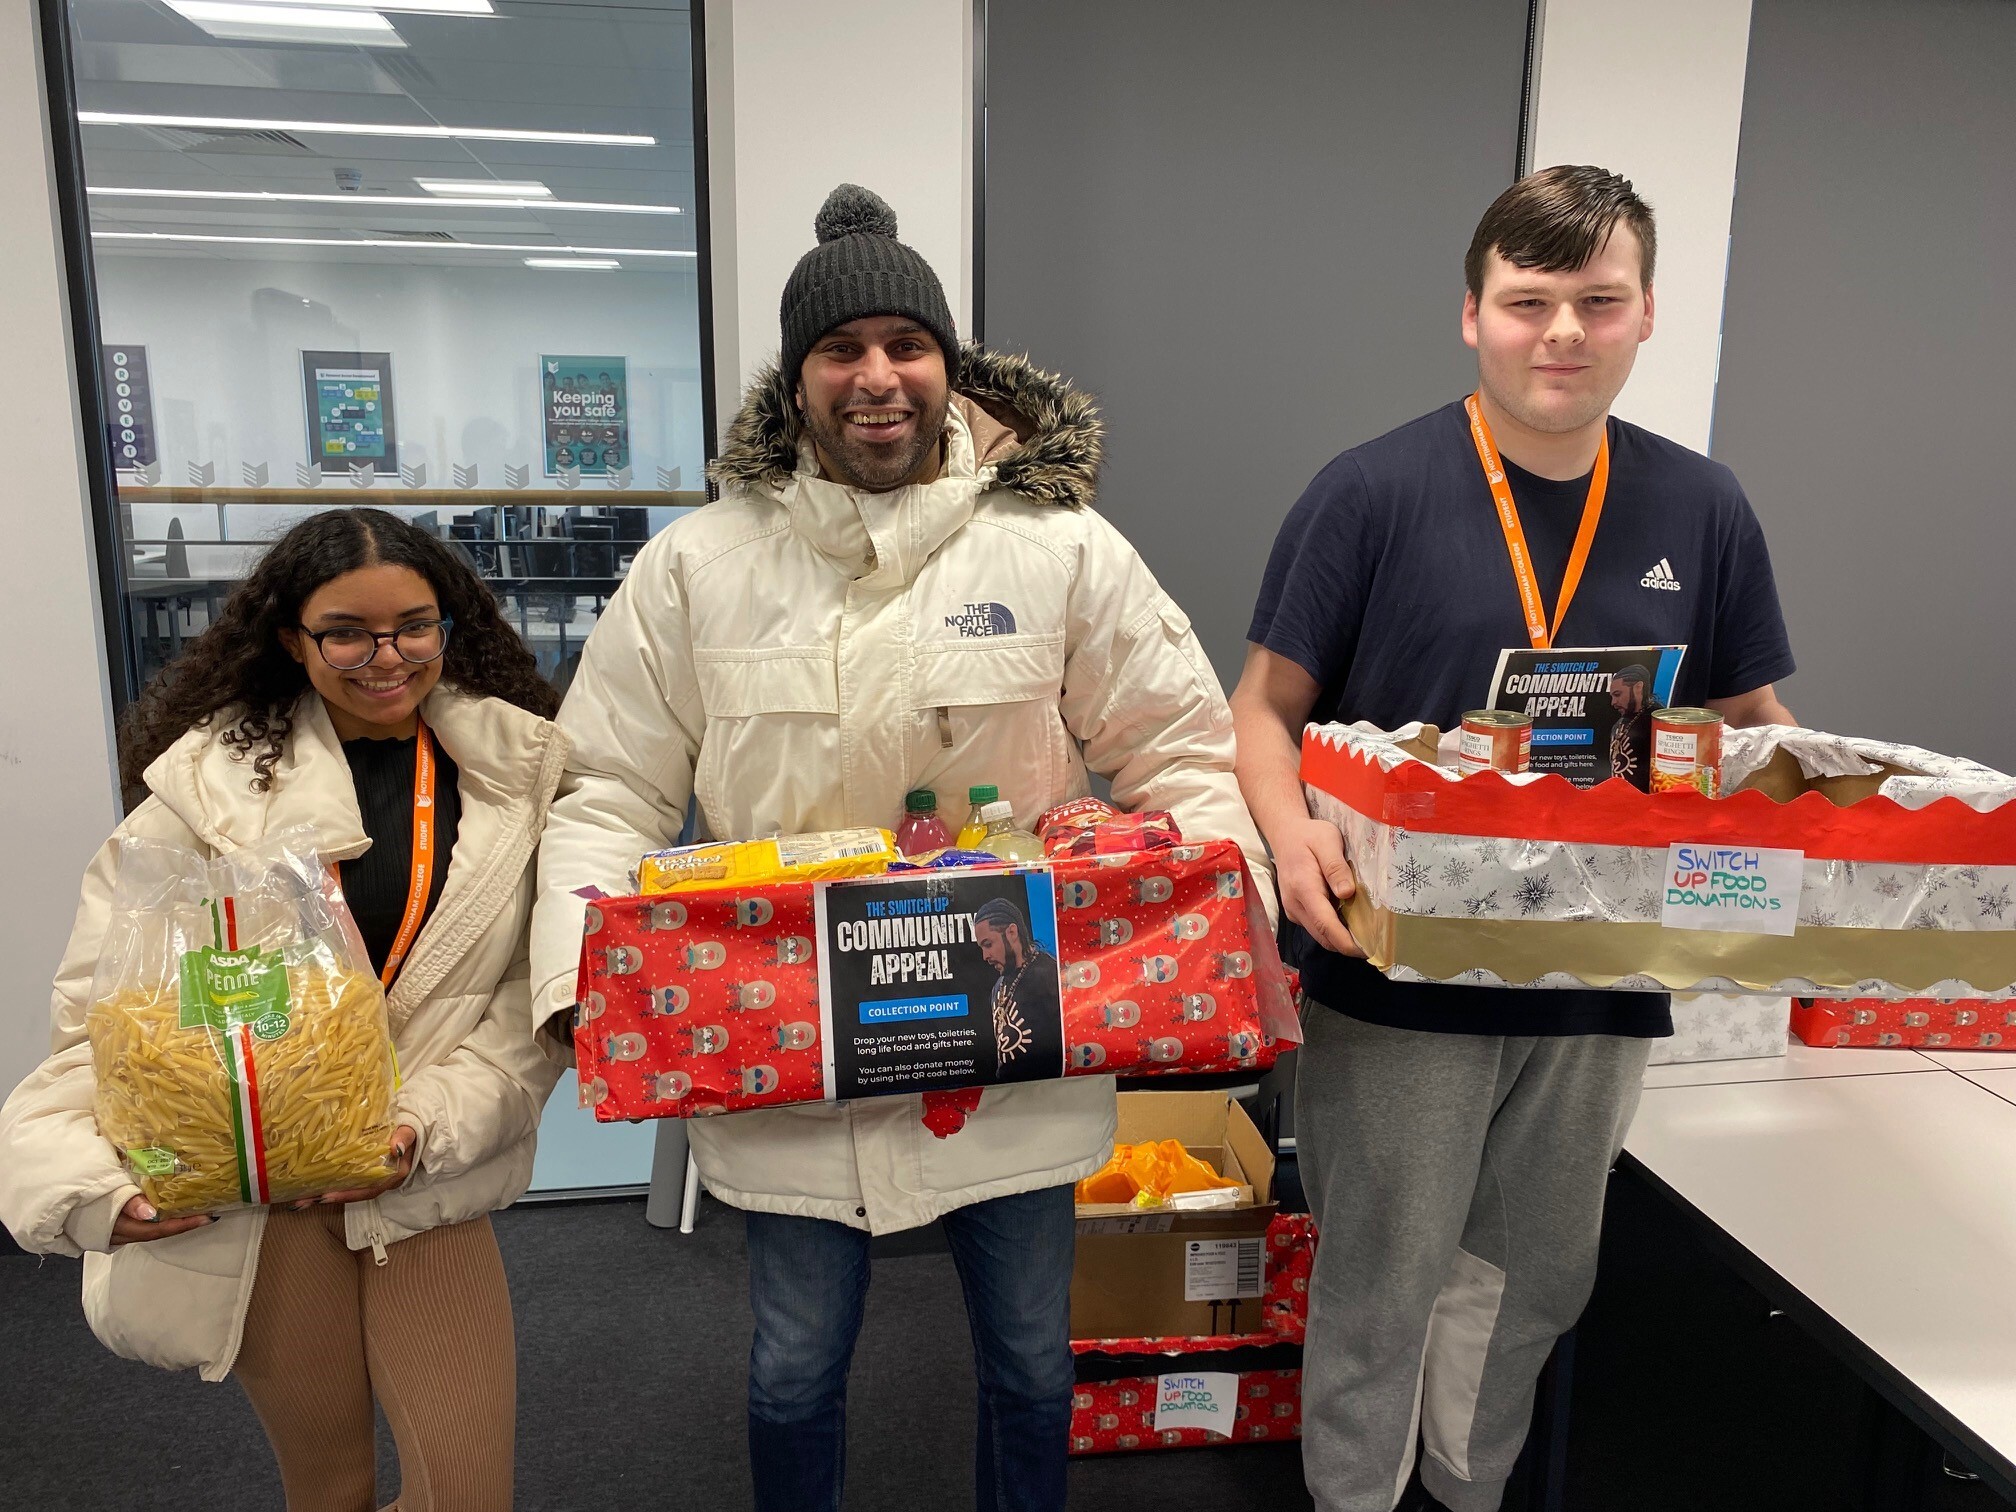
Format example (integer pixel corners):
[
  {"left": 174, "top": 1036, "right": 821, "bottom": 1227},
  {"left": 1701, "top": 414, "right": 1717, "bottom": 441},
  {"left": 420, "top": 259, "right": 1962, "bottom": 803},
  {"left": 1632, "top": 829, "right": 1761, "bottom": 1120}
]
[{"left": 1341, "top": 895, "right": 2016, "bottom": 994}]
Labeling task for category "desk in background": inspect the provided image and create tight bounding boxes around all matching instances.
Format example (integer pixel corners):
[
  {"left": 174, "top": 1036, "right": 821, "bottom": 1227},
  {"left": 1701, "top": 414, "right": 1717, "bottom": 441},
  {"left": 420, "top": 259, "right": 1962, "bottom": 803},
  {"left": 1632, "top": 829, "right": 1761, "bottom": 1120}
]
[{"left": 1624, "top": 1044, "right": 2016, "bottom": 1505}]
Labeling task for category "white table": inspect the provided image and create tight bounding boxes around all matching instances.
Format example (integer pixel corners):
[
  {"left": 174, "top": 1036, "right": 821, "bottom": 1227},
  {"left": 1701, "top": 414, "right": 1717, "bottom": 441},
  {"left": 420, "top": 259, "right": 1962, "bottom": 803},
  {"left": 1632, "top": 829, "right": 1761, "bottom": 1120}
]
[{"left": 1624, "top": 1044, "right": 2016, "bottom": 1500}]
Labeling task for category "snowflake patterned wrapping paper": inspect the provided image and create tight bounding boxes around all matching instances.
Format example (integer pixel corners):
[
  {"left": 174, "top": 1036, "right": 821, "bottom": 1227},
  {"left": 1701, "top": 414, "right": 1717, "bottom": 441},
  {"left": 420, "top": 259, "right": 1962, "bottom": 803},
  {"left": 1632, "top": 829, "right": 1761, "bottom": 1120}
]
[
  {"left": 1791, "top": 996, "right": 2016, "bottom": 1051},
  {"left": 572, "top": 841, "right": 1299, "bottom": 1121},
  {"left": 1646, "top": 995, "right": 1790, "bottom": 1065},
  {"left": 1301, "top": 722, "right": 2016, "bottom": 998}
]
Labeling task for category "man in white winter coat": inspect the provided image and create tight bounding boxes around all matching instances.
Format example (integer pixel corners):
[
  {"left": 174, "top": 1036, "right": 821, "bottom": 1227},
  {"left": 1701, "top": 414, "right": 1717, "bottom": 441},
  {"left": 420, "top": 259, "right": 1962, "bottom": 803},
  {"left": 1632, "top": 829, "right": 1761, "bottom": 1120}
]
[{"left": 531, "top": 184, "right": 1271, "bottom": 1511}]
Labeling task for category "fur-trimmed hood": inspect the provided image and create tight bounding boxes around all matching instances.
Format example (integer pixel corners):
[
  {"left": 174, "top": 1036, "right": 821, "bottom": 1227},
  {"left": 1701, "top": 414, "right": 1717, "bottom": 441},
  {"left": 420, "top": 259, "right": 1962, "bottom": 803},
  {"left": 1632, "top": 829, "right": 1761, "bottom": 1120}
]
[{"left": 708, "top": 342, "right": 1103, "bottom": 510}]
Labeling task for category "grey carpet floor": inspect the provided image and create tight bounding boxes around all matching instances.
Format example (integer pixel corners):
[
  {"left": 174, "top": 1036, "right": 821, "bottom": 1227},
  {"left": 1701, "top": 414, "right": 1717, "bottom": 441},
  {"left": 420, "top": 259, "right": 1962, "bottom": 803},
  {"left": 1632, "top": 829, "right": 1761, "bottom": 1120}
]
[
  {"left": 0, "top": 1194, "right": 1312, "bottom": 1511},
  {"left": 3, "top": 1181, "right": 2005, "bottom": 1511}
]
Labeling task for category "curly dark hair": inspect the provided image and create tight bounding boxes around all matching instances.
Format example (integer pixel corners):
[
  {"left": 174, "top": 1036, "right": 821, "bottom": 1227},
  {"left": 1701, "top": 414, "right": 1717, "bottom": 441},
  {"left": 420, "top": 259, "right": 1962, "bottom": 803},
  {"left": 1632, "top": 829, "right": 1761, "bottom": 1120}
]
[{"left": 119, "top": 507, "right": 559, "bottom": 794}]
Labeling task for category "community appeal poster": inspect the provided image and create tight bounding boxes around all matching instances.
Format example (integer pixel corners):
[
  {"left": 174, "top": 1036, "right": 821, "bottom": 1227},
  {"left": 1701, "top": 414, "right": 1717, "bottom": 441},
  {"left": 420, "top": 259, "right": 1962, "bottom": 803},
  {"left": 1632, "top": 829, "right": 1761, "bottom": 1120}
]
[
  {"left": 815, "top": 870, "right": 1064, "bottom": 1099},
  {"left": 301, "top": 351, "right": 397, "bottom": 475},
  {"left": 541, "top": 355, "right": 628, "bottom": 475},
  {"left": 1487, "top": 645, "right": 1686, "bottom": 789}
]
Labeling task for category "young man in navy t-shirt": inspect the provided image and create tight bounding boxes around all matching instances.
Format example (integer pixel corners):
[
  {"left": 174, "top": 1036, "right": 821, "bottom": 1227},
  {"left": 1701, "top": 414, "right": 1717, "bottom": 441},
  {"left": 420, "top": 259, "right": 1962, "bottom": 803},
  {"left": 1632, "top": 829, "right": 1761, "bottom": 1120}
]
[{"left": 1231, "top": 166, "right": 1795, "bottom": 1512}]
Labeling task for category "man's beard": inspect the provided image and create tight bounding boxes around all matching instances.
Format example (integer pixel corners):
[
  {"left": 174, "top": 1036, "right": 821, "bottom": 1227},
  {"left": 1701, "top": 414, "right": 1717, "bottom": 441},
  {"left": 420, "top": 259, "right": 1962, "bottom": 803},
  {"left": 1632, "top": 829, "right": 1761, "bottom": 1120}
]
[{"left": 802, "top": 390, "right": 949, "bottom": 491}]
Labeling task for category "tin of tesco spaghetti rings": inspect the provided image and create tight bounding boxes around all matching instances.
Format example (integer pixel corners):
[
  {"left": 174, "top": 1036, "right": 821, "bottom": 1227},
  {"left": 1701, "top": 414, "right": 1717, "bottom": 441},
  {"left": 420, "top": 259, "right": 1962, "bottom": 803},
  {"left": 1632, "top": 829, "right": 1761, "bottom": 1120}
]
[
  {"left": 1457, "top": 710, "right": 1532, "bottom": 775},
  {"left": 1650, "top": 707, "right": 1725, "bottom": 797}
]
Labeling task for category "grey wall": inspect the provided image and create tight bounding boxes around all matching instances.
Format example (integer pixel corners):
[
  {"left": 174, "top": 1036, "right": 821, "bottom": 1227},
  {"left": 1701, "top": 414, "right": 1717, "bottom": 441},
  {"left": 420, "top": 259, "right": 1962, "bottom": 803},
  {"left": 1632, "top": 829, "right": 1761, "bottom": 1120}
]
[
  {"left": 1712, "top": 0, "right": 2016, "bottom": 771},
  {"left": 982, "top": 0, "right": 1534, "bottom": 687}
]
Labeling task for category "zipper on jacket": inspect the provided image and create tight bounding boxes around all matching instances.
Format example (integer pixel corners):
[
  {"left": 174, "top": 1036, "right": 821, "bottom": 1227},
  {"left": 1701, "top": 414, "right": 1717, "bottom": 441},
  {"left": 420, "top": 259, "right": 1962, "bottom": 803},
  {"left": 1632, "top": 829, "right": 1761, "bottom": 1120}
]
[
  {"left": 363, "top": 1201, "right": 390, "bottom": 1266},
  {"left": 936, "top": 707, "right": 953, "bottom": 749}
]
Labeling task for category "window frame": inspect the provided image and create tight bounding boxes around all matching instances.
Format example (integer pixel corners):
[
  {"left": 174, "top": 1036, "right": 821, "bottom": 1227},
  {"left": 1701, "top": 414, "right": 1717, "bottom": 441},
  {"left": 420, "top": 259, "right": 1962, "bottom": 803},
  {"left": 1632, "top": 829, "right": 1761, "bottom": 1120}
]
[{"left": 38, "top": 0, "right": 720, "bottom": 801}]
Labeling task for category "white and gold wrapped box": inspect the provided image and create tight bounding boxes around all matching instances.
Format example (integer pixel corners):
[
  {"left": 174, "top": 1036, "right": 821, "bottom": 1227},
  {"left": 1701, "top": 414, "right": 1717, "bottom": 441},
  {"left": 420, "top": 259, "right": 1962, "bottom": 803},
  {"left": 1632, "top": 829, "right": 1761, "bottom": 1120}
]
[{"left": 1301, "top": 722, "right": 2016, "bottom": 1000}]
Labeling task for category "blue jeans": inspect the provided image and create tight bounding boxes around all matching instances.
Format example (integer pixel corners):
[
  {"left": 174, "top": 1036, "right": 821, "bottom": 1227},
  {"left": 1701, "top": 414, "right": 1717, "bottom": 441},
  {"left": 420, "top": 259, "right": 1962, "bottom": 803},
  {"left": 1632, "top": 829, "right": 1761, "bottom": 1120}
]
[{"left": 745, "top": 1183, "right": 1077, "bottom": 1512}]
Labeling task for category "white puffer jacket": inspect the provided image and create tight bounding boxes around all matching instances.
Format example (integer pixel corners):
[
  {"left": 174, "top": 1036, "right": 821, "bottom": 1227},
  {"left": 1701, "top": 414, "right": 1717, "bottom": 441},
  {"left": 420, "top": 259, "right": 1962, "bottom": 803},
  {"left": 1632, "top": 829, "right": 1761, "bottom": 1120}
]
[
  {"left": 0, "top": 687, "right": 570, "bottom": 1380},
  {"left": 531, "top": 346, "right": 1273, "bottom": 1235}
]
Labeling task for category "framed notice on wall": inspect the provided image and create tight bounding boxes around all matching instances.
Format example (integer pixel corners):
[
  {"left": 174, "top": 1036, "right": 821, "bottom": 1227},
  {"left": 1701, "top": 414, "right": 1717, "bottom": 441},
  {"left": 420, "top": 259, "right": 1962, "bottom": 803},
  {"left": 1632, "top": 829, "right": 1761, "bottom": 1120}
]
[
  {"left": 101, "top": 344, "right": 157, "bottom": 470},
  {"left": 541, "top": 355, "right": 628, "bottom": 476},
  {"left": 301, "top": 350, "right": 398, "bottom": 474}
]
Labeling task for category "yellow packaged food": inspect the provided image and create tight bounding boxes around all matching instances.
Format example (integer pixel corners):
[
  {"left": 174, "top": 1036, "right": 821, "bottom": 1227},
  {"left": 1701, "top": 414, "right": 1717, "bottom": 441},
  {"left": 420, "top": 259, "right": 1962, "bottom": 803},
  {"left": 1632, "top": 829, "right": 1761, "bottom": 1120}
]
[
  {"left": 85, "top": 828, "right": 399, "bottom": 1217},
  {"left": 638, "top": 829, "right": 898, "bottom": 894}
]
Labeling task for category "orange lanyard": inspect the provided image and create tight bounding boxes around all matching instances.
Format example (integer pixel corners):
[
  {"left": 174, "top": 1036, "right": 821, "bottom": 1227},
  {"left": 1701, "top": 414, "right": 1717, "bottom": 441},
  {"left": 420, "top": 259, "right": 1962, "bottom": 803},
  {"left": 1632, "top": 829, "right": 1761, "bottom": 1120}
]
[
  {"left": 376, "top": 719, "right": 438, "bottom": 989},
  {"left": 1463, "top": 392, "right": 1610, "bottom": 650}
]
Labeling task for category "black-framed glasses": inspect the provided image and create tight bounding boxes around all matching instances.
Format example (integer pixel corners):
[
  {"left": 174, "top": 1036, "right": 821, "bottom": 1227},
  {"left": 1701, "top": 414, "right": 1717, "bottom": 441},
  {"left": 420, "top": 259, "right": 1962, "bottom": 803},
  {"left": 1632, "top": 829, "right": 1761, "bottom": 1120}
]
[{"left": 298, "top": 618, "right": 454, "bottom": 671}]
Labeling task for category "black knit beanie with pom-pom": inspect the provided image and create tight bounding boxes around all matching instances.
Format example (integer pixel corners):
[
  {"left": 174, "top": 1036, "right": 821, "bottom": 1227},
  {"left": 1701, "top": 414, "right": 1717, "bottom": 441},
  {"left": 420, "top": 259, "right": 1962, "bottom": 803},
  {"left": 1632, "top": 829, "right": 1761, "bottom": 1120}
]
[{"left": 779, "top": 183, "right": 960, "bottom": 388}]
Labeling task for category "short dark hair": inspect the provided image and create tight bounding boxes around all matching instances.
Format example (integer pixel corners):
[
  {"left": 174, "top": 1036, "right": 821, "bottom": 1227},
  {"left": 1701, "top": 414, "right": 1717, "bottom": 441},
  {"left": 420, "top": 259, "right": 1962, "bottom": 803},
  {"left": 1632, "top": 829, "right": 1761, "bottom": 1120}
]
[{"left": 1465, "top": 165, "right": 1656, "bottom": 298}]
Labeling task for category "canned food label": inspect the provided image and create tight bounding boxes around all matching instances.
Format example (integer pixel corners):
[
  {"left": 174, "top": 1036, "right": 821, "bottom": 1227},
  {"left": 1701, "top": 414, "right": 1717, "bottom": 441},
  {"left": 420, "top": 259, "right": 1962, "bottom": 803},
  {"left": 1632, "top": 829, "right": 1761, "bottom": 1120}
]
[
  {"left": 1654, "top": 730, "right": 1702, "bottom": 764},
  {"left": 1661, "top": 843, "right": 1804, "bottom": 937}
]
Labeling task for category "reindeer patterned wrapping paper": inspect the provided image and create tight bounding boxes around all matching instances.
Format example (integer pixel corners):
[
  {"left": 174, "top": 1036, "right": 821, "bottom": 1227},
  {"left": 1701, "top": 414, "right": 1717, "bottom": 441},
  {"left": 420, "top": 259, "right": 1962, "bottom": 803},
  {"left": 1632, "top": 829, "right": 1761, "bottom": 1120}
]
[{"left": 573, "top": 841, "right": 1298, "bottom": 1121}]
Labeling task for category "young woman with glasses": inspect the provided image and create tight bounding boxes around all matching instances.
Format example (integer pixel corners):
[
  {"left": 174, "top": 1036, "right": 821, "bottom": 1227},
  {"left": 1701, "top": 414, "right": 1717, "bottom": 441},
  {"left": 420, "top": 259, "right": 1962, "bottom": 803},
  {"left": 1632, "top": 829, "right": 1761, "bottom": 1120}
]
[{"left": 0, "top": 507, "right": 570, "bottom": 1512}]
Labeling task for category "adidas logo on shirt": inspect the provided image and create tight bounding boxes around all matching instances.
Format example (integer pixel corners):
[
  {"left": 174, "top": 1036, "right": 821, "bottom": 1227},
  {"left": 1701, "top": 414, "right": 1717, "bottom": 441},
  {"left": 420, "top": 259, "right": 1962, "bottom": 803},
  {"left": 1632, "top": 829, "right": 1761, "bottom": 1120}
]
[{"left": 1640, "top": 558, "right": 1683, "bottom": 592}]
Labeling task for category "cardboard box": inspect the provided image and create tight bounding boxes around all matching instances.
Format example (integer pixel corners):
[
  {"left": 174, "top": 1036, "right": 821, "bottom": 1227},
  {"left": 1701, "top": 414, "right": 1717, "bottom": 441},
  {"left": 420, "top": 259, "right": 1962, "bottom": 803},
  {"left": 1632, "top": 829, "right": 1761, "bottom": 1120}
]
[
  {"left": 1070, "top": 1093, "right": 1279, "bottom": 1341},
  {"left": 1301, "top": 721, "right": 2016, "bottom": 998},
  {"left": 1069, "top": 1212, "right": 1317, "bottom": 1454}
]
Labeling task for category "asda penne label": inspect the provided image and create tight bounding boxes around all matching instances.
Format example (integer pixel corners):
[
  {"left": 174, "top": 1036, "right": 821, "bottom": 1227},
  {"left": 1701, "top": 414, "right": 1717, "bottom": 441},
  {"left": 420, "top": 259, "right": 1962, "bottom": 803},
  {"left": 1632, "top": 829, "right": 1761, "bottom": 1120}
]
[{"left": 176, "top": 946, "right": 293, "bottom": 1038}]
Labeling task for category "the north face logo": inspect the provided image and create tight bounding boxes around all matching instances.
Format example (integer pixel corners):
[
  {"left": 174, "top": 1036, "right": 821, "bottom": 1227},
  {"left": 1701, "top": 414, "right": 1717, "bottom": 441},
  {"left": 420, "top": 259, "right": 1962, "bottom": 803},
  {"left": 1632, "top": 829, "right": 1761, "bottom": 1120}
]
[{"left": 945, "top": 602, "right": 1017, "bottom": 637}]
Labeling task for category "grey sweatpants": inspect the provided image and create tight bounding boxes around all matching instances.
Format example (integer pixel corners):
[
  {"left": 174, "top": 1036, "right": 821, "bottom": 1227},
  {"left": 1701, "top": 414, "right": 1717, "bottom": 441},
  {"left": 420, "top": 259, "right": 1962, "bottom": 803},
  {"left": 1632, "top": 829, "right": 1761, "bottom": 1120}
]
[{"left": 1295, "top": 1004, "right": 1650, "bottom": 1512}]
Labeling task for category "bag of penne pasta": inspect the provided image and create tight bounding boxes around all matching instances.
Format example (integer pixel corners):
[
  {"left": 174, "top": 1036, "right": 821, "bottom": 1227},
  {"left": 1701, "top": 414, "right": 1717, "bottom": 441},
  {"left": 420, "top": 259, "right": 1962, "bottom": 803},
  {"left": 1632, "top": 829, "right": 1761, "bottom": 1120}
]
[{"left": 86, "top": 826, "right": 399, "bottom": 1217}]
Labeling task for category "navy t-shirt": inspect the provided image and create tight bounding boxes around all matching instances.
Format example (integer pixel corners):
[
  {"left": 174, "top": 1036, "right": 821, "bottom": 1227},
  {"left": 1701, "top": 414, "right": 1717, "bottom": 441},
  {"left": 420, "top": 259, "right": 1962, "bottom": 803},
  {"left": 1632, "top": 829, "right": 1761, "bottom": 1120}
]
[{"left": 1252, "top": 400, "right": 1796, "bottom": 1037}]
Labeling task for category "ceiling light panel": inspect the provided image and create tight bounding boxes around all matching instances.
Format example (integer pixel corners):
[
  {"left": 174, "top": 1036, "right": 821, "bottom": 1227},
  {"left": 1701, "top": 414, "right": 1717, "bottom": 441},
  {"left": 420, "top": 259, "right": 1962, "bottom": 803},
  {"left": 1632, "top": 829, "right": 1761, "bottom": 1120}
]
[
  {"left": 415, "top": 178, "right": 553, "bottom": 198},
  {"left": 78, "top": 111, "right": 656, "bottom": 147},
  {"left": 252, "top": 0, "right": 496, "bottom": 12},
  {"left": 94, "top": 231, "right": 696, "bottom": 257},
  {"left": 164, "top": 1, "right": 405, "bottom": 46},
  {"left": 525, "top": 258, "right": 621, "bottom": 269},
  {"left": 89, "top": 187, "right": 682, "bottom": 215}
]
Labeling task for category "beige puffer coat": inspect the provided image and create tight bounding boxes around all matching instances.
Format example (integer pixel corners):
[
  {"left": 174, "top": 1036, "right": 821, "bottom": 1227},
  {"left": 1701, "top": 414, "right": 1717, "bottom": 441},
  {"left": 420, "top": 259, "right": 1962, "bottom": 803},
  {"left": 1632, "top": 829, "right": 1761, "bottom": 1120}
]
[
  {"left": 531, "top": 346, "right": 1273, "bottom": 1236},
  {"left": 0, "top": 687, "right": 569, "bottom": 1380}
]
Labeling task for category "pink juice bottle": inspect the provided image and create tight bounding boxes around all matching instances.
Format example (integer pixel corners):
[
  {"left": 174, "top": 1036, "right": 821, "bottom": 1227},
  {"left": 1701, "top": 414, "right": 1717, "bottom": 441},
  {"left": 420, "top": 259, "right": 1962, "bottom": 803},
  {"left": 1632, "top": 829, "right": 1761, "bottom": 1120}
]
[{"left": 895, "top": 788, "right": 955, "bottom": 857}]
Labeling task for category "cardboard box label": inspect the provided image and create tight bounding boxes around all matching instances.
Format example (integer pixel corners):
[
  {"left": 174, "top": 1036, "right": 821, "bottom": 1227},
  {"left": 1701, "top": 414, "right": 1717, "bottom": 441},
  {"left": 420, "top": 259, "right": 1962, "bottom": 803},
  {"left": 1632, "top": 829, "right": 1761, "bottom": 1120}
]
[
  {"left": 1661, "top": 844, "right": 1803, "bottom": 937},
  {"left": 1153, "top": 1370, "right": 1240, "bottom": 1437},
  {"left": 1183, "top": 1237, "right": 1265, "bottom": 1301},
  {"left": 816, "top": 870, "right": 1064, "bottom": 1097}
]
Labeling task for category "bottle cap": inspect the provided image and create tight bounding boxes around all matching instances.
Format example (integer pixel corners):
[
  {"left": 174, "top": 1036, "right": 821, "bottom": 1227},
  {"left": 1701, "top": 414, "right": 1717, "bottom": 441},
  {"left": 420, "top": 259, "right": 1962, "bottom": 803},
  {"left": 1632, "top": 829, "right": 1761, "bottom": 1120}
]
[
  {"left": 969, "top": 784, "right": 999, "bottom": 805},
  {"left": 978, "top": 801, "right": 1013, "bottom": 824},
  {"left": 905, "top": 789, "right": 937, "bottom": 813}
]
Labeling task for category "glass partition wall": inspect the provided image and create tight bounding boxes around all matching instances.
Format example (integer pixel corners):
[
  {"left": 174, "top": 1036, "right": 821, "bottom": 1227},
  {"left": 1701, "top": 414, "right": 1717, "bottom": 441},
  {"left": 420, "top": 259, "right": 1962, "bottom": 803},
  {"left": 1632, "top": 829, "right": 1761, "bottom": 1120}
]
[{"left": 60, "top": 0, "right": 709, "bottom": 700}]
